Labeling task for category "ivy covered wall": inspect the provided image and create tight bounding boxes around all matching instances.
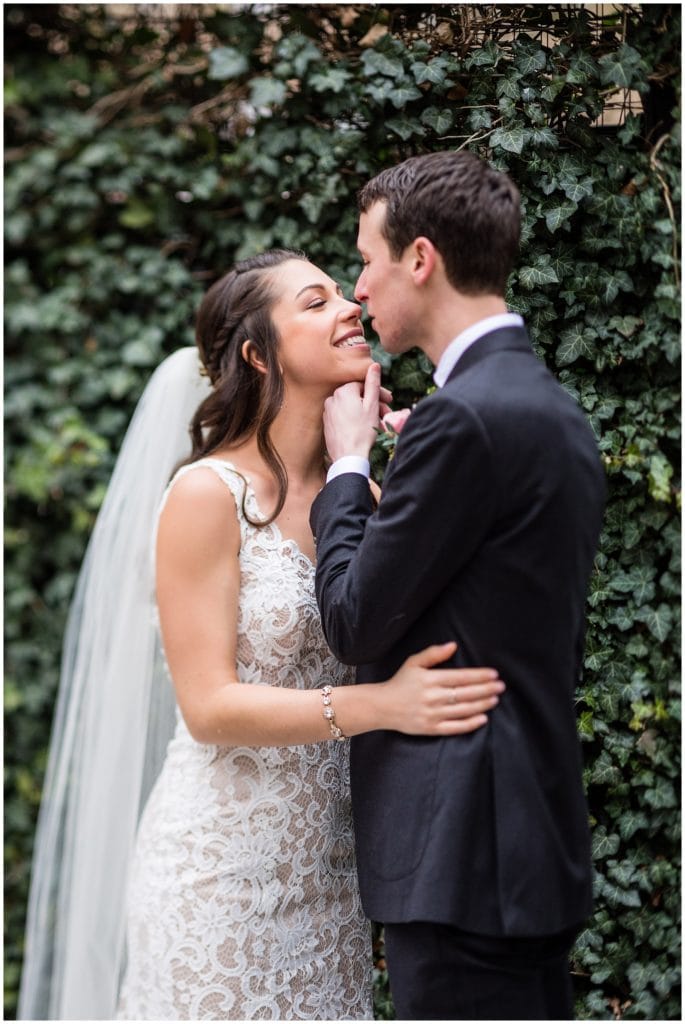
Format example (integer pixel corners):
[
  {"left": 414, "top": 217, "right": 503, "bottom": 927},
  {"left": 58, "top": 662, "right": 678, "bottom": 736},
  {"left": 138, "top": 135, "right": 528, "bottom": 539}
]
[{"left": 4, "top": 5, "right": 680, "bottom": 1019}]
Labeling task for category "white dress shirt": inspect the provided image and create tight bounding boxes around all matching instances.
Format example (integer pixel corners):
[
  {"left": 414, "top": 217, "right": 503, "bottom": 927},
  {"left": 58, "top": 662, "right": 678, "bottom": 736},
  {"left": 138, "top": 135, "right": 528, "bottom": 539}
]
[{"left": 326, "top": 313, "right": 524, "bottom": 482}]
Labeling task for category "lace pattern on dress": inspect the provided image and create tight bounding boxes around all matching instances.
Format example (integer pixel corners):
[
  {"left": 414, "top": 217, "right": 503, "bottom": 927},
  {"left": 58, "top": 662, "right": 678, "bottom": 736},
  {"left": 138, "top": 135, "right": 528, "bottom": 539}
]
[{"left": 117, "top": 460, "right": 372, "bottom": 1020}]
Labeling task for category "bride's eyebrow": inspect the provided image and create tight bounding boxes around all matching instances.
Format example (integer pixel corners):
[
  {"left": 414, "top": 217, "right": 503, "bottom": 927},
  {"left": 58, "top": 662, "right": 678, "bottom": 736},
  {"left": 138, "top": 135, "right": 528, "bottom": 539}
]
[{"left": 295, "top": 283, "right": 344, "bottom": 299}]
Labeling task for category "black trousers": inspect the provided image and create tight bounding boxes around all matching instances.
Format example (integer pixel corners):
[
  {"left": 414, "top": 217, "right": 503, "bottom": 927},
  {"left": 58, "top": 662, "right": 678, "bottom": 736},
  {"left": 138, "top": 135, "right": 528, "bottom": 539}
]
[{"left": 383, "top": 920, "right": 580, "bottom": 1021}]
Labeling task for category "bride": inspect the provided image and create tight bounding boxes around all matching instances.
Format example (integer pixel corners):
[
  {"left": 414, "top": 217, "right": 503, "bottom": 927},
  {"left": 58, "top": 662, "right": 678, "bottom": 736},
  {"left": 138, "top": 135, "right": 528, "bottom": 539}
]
[{"left": 19, "top": 249, "right": 504, "bottom": 1020}]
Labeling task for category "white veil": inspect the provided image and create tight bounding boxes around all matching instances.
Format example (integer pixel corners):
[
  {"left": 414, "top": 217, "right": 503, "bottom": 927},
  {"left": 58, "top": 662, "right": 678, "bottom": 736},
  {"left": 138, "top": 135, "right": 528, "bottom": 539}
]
[{"left": 18, "top": 346, "right": 211, "bottom": 1021}]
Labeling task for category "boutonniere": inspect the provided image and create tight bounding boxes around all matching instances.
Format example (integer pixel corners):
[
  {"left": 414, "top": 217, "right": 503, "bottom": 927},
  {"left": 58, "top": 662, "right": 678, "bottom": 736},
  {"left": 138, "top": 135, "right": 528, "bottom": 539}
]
[
  {"left": 373, "top": 407, "right": 413, "bottom": 477},
  {"left": 381, "top": 408, "right": 412, "bottom": 435}
]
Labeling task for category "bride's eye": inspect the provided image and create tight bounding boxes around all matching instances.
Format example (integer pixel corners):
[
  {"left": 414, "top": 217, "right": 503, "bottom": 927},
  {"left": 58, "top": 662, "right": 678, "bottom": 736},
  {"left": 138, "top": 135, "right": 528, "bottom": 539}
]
[{"left": 307, "top": 299, "right": 326, "bottom": 309}]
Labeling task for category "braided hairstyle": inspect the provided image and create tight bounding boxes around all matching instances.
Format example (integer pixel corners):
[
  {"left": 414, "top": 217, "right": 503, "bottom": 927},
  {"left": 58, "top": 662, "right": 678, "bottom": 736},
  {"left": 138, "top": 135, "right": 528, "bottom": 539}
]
[{"left": 185, "top": 248, "right": 308, "bottom": 526}]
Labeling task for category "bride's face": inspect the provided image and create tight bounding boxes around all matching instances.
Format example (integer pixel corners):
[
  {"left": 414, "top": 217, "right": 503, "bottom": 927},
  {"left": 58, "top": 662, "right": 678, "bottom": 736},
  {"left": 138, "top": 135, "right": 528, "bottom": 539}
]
[{"left": 269, "top": 259, "right": 373, "bottom": 391}]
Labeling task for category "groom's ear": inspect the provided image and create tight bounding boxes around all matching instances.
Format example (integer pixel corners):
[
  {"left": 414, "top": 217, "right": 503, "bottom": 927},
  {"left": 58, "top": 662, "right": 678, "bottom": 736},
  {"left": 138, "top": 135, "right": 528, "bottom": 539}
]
[
  {"left": 241, "top": 340, "right": 268, "bottom": 375},
  {"left": 409, "top": 236, "right": 438, "bottom": 287}
]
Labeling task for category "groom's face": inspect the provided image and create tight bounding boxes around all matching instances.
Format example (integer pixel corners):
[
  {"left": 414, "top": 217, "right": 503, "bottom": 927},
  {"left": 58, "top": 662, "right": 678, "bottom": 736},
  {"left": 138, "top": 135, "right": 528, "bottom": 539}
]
[{"left": 354, "top": 201, "right": 418, "bottom": 356}]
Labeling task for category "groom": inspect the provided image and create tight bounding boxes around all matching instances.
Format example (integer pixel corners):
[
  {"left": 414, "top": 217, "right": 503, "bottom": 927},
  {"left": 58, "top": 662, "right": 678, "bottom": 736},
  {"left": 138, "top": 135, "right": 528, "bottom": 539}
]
[{"left": 310, "top": 152, "right": 606, "bottom": 1020}]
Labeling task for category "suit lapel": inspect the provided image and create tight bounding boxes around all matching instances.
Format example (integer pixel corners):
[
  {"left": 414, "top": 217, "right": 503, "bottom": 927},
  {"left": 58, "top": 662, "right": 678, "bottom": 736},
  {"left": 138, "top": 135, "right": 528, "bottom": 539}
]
[
  {"left": 381, "top": 328, "right": 534, "bottom": 490},
  {"left": 445, "top": 326, "right": 534, "bottom": 384}
]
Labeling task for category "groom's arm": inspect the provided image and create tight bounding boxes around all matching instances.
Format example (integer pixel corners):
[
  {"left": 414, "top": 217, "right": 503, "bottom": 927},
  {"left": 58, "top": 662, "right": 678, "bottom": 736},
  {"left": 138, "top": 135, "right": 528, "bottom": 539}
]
[{"left": 311, "top": 391, "right": 497, "bottom": 665}]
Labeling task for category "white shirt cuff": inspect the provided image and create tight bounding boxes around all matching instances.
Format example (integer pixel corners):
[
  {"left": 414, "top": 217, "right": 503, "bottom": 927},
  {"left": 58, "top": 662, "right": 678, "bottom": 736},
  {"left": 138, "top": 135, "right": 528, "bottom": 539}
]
[{"left": 326, "top": 455, "right": 371, "bottom": 484}]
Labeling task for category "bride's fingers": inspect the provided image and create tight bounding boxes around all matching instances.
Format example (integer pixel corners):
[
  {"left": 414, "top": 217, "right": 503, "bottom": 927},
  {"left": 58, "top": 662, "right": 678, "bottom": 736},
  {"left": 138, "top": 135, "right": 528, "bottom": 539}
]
[
  {"left": 437, "top": 681, "right": 505, "bottom": 704},
  {"left": 437, "top": 714, "right": 489, "bottom": 735},
  {"left": 442, "top": 695, "right": 501, "bottom": 719},
  {"left": 430, "top": 668, "right": 501, "bottom": 686}
]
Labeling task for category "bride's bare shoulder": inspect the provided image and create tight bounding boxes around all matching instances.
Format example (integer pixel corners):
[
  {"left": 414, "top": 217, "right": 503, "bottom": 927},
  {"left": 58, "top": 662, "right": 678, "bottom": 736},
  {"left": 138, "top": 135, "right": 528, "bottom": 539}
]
[
  {"left": 159, "top": 465, "right": 241, "bottom": 553},
  {"left": 167, "top": 464, "right": 236, "bottom": 501}
]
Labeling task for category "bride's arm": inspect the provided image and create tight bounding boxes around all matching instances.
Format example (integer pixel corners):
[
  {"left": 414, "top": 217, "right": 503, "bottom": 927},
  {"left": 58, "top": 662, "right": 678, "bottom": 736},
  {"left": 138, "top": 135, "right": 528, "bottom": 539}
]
[{"left": 156, "top": 468, "right": 504, "bottom": 747}]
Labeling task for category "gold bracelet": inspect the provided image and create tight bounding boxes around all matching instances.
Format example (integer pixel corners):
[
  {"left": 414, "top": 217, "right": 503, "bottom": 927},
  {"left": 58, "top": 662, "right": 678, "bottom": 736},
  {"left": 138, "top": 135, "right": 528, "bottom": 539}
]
[{"left": 321, "top": 685, "right": 345, "bottom": 741}]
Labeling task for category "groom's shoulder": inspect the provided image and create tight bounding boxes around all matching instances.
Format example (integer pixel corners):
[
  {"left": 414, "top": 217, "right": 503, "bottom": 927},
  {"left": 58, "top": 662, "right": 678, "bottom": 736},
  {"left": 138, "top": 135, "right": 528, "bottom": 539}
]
[{"left": 398, "top": 385, "right": 492, "bottom": 453}]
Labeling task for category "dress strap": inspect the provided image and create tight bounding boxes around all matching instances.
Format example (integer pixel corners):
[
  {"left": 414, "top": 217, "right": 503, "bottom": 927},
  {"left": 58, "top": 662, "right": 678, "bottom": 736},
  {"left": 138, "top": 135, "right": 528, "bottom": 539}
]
[{"left": 161, "top": 458, "right": 259, "bottom": 545}]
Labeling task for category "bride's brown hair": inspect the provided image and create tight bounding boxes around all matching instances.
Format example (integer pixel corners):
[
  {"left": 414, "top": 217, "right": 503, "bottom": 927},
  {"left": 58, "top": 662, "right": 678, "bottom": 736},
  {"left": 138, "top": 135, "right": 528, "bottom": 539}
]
[{"left": 185, "top": 248, "right": 308, "bottom": 526}]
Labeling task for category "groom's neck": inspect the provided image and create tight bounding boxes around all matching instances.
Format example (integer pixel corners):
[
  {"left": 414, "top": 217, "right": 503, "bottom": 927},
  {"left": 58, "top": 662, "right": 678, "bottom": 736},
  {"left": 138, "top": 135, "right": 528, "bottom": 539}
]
[{"left": 419, "top": 290, "right": 509, "bottom": 367}]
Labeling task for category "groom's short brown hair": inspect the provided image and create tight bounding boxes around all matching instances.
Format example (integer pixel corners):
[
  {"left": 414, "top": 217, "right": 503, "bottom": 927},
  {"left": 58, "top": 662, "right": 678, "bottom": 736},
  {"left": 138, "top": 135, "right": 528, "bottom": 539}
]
[{"left": 358, "top": 151, "right": 520, "bottom": 297}]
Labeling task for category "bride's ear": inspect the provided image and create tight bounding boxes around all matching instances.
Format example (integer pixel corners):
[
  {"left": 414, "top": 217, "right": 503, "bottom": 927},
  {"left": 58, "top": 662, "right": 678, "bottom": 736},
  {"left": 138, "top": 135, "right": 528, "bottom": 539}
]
[{"left": 241, "top": 340, "right": 268, "bottom": 375}]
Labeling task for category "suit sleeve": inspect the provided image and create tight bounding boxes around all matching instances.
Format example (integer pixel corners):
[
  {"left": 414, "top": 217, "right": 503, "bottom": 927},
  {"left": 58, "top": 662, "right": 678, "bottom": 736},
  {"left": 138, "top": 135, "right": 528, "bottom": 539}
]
[{"left": 310, "top": 391, "right": 498, "bottom": 665}]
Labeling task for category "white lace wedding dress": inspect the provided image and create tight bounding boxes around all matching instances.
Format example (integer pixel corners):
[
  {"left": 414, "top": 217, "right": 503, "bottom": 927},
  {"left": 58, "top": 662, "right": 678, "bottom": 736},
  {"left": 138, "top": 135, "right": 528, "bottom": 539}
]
[{"left": 116, "top": 459, "right": 372, "bottom": 1020}]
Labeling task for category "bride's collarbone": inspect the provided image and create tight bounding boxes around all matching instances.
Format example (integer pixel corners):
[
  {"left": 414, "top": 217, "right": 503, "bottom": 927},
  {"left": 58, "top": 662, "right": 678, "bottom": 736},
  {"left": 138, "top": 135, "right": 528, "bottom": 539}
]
[{"left": 236, "top": 472, "right": 320, "bottom": 562}]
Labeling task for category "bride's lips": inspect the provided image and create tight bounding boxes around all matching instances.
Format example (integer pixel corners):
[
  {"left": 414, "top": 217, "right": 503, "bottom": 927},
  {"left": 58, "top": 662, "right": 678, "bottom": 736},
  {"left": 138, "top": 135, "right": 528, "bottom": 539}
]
[{"left": 333, "top": 329, "right": 369, "bottom": 349}]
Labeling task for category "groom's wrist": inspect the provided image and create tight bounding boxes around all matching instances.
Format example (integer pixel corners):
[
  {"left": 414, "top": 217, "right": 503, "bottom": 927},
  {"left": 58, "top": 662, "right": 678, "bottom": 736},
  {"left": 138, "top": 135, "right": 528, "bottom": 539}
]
[{"left": 326, "top": 456, "right": 370, "bottom": 484}]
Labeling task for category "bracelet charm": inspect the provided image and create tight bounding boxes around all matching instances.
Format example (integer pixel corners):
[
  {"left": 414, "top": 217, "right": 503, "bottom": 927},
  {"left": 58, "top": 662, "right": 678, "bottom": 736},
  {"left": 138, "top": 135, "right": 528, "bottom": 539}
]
[{"left": 321, "top": 685, "right": 345, "bottom": 741}]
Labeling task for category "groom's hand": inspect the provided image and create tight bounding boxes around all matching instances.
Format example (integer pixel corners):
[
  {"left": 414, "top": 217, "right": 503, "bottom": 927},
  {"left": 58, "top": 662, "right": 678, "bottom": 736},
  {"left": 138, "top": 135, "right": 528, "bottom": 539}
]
[{"left": 324, "top": 363, "right": 392, "bottom": 462}]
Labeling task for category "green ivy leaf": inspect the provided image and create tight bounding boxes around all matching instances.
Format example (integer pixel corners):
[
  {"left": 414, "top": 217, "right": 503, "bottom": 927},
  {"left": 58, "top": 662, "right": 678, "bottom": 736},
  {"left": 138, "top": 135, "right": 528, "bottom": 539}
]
[
  {"left": 598, "top": 269, "right": 633, "bottom": 305},
  {"left": 518, "top": 259, "right": 559, "bottom": 288},
  {"left": 541, "top": 77, "right": 566, "bottom": 101},
  {"left": 589, "top": 751, "right": 623, "bottom": 787},
  {"left": 531, "top": 126, "right": 559, "bottom": 149},
  {"left": 365, "top": 79, "right": 394, "bottom": 105},
  {"left": 598, "top": 44, "right": 645, "bottom": 89},
  {"left": 609, "top": 315, "right": 643, "bottom": 339},
  {"left": 578, "top": 709, "right": 595, "bottom": 740},
  {"left": 618, "top": 810, "right": 649, "bottom": 841},
  {"left": 562, "top": 177, "right": 594, "bottom": 202},
  {"left": 489, "top": 125, "right": 529, "bottom": 154},
  {"left": 309, "top": 68, "right": 352, "bottom": 94},
  {"left": 121, "top": 336, "right": 160, "bottom": 366},
  {"left": 598, "top": 877, "right": 643, "bottom": 909},
  {"left": 410, "top": 60, "right": 447, "bottom": 86},
  {"left": 385, "top": 117, "right": 418, "bottom": 141},
  {"left": 548, "top": 247, "right": 577, "bottom": 281},
  {"left": 544, "top": 200, "right": 578, "bottom": 233},
  {"left": 635, "top": 604, "right": 673, "bottom": 643},
  {"left": 648, "top": 454, "right": 674, "bottom": 503},
  {"left": 289, "top": 38, "right": 322, "bottom": 77},
  {"left": 515, "top": 49, "right": 547, "bottom": 76},
  {"left": 420, "top": 107, "right": 453, "bottom": 134},
  {"left": 207, "top": 46, "right": 249, "bottom": 80},
  {"left": 627, "top": 961, "right": 657, "bottom": 994},
  {"left": 556, "top": 325, "right": 596, "bottom": 366},
  {"left": 610, "top": 564, "right": 656, "bottom": 605},
  {"left": 468, "top": 107, "right": 493, "bottom": 131},
  {"left": 392, "top": 359, "right": 430, "bottom": 393},
  {"left": 592, "top": 825, "right": 621, "bottom": 859},
  {"left": 466, "top": 42, "right": 500, "bottom": 69},
  {"left": 361, "top": 49, "right": 405, "bottom": 79},
  {"left": 566, "top": 53, "right": 598, "bottom": 85},
  {"left": 387, "top": 82, "right": 423, "bottom": 109},
  {"left": 606, "top": 604, "right": 636, "bottom": 631},
  {"left": 249, "top": 77, "right": 288, "bottom": 107},
  {"left": 643, "top": 777, "right": 678, "bottom": 809},
  {"left": 118, "top": 199, "right": 154, "bottom": 229},
  {"left": 497, "top": 76, "right": 522, "bottom": 101},
  {"left": 607, "top": 859, "right": 639, "bottom": 888}
]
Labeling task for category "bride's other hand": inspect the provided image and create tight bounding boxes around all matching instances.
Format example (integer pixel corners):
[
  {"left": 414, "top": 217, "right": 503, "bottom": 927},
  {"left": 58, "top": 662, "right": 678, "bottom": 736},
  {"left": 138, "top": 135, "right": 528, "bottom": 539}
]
[{"left": 382, "top": 641, "right": 504, "bottom": 736}]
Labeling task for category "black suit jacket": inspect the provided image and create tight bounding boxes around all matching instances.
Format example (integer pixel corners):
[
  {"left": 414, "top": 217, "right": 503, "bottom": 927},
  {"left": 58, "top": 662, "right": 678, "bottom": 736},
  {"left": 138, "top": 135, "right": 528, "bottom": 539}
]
[{"left": 311, "top": 327, "right": 606, "bottom": 936}]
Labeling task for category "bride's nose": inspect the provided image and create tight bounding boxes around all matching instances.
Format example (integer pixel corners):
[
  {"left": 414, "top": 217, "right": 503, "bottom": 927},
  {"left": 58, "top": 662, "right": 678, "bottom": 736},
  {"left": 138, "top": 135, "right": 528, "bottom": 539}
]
[{"left": 340, "top": 298, "right": 363, "bottom": 320}]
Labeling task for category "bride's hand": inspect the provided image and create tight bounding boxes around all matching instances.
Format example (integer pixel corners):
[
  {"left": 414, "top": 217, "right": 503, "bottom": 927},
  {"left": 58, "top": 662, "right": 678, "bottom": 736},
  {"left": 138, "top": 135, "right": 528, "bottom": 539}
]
[{"left": 381, "top": 641, "right": 504, "bottom": 736}]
